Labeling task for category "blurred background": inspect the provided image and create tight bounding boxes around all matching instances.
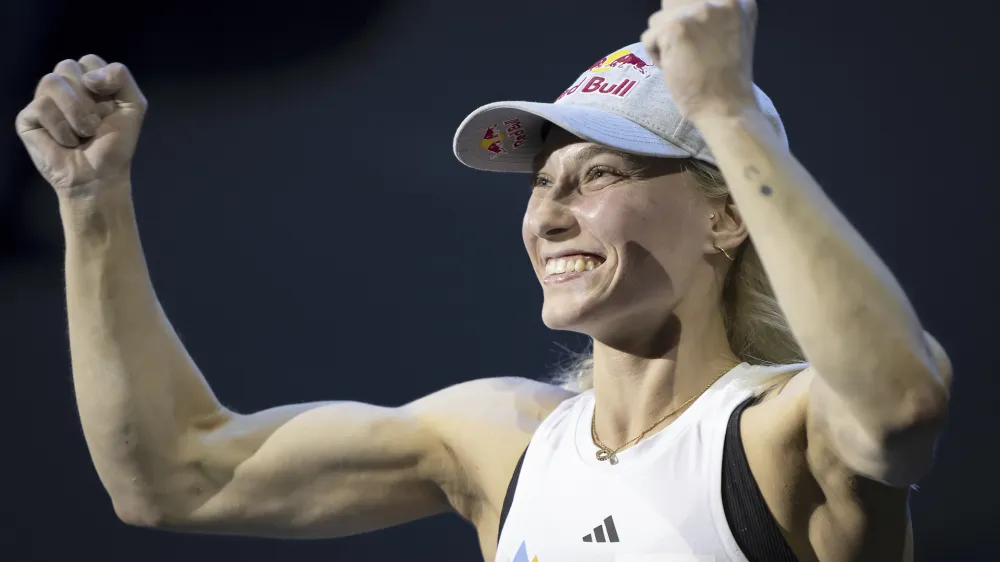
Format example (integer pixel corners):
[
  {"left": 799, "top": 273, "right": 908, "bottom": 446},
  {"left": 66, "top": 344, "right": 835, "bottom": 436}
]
[{"left": 2, "top": 0, "right": 996, "bottom": 560}]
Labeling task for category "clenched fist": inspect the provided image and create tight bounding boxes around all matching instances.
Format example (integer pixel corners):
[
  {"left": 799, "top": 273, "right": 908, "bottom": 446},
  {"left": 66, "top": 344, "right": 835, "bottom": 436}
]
[
  {"left": 641, "top": 0, "right": 759, "bottom": 122},
  {"left": 15, "top": 55, "right": 147, "bottom": 192}
]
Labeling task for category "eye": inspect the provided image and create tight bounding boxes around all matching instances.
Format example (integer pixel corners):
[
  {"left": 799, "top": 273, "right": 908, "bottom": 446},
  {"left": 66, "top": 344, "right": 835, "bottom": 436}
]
[
  {"left": 584, "top": 165, "right": 621, "bottom": 185},
  {"left": 532, "top": 174, "right": 553, "bottom": 189}
]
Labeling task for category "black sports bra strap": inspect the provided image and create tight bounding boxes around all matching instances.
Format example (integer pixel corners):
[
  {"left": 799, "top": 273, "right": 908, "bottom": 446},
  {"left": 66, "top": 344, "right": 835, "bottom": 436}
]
[{"left": 497, "top": 447, "right": 528, "bottom": 544}]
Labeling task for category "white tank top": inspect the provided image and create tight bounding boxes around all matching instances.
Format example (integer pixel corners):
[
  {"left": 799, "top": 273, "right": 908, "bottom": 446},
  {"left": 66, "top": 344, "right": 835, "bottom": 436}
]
[{"left": 495, "top": 362, "right": 807, "bottom": 562}]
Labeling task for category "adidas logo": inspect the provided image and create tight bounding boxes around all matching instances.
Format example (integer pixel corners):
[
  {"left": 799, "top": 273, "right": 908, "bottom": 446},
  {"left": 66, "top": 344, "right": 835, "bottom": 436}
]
[{"left": 582, "top": 515, "right": 619, "bottom": 543}]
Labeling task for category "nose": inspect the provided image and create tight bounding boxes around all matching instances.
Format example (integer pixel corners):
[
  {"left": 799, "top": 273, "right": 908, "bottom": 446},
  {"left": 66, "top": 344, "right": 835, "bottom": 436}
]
[{"left": 526, "top": 197, "right": 578, "bottom": 240}]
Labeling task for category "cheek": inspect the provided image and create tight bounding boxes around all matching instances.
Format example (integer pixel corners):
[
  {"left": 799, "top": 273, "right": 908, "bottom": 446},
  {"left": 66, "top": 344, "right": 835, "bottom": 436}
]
[
  {"left": 578, "top": 189, "right": 698, "bottom": 254},
  {"left": 521, "top": 208, "right": 535, "bottom": 253}
]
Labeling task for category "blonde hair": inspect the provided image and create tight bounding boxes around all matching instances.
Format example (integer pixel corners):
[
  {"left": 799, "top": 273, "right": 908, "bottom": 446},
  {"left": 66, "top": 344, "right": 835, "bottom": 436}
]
[{"left": 551, "top": 158, "right": 806, "bottom": 394}]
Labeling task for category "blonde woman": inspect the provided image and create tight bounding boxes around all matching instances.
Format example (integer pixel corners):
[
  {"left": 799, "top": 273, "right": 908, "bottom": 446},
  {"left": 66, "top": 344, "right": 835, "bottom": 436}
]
[{"left": 15, "top": 0, "right": 950, "bottom": 560}]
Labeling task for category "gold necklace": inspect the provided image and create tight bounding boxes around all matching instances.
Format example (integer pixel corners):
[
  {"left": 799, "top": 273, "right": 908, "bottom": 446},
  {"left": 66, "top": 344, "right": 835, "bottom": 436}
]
[{"left": 590, "top": 370, "right": 728, "bottom": 465}]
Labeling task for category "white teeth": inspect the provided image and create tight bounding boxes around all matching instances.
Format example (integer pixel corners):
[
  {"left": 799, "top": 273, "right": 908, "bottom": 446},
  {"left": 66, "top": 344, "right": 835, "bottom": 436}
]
[{"left": 543, "top": 254, "right": 603, "bottom": 276}]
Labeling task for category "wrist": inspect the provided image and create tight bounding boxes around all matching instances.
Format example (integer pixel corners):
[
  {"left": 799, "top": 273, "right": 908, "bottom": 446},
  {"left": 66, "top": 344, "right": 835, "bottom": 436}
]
[
  {"left": 689, "top": 103, "right": 783, "bottom": 162},
  {"left": 688, "top": 99, "right": 764, "bottom": 130},
  {"left": 58, "top": 175, "right": 135, "bottom": 239}
]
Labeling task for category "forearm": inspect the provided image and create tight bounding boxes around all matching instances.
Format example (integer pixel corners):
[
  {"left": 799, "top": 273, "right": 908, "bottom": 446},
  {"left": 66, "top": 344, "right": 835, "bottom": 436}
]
[
  {"left": 695, "top": 108, "right": 947, "bottom": 423},
  {"left": 60, "top": 178, "right": 228, "bottom": 518}
]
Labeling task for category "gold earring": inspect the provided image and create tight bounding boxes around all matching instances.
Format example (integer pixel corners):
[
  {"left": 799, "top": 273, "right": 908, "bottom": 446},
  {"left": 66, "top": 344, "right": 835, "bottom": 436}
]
[{"left": 714, "top": 244, "right": 734, "bottom": 261}]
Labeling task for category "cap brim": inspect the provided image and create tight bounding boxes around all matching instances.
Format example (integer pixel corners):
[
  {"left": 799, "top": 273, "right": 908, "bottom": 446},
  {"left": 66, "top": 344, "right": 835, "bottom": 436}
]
[{"left": 453, "top": 101, "right": 693, "bottom": 173}]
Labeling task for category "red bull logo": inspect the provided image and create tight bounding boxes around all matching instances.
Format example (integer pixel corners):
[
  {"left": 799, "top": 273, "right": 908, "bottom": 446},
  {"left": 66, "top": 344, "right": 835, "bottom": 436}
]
[
  {"left": 555, "top": 48, "right": 651, "bottom": 102},
  {"left": 588, "top": 48, "right": 652, "bottom": 75},
  {"left": 480, "top": 119, "right": 528, "bottom": 159},
  {"left": 480, "top": 125, "right": 507, "bottom": 158}
]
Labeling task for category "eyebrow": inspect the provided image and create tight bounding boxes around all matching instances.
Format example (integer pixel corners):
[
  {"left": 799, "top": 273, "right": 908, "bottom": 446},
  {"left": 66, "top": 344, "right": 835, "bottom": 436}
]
[
  {"left": 572, "top": 145, "right": 645, "bottom": 165},
  {"left": 533, "top": 144, "right": 648, "bottom": 172}
]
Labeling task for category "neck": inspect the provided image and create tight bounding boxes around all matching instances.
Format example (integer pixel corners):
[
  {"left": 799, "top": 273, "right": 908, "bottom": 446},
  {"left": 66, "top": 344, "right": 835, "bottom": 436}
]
[{"left": 590, "top": 296, "right": 739, "bottom": 449}]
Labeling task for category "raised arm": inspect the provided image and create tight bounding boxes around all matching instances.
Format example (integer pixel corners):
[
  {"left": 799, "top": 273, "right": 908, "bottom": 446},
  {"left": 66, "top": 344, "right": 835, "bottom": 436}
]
[
  {"left": 644, "top": 0, "right": 950, "bottom": 487},
  {"left": 59, "top": 174, "right": 457, "bottom": 534},
  {"left": 16, "top": 55, "right": 565, "bottom": 539}
]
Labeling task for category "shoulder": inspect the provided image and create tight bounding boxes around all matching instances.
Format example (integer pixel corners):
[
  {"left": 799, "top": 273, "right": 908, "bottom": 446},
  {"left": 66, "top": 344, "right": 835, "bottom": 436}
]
[
  {"left": 404, "top": 377, "right": 576, "bottom": 523},
  {"left": 405, "top": 376, "right": 576, "bottom": 433}
]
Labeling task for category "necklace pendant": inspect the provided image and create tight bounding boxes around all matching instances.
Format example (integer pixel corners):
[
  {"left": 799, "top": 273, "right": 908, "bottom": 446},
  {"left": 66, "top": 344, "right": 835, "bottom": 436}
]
[{"left": 595, "top": 448, "right": 620, "bottom": 465}]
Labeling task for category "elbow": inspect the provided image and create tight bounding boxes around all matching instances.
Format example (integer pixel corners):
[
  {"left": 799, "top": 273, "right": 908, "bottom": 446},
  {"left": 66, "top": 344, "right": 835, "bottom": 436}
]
[
  {"left": 897, "top": 373, "right": 949, "bottom": 432},
  {"left": 112, "top": 498, "right": 169, "bottom": 528},
  {"left": 883, "top": 334, "right": 952, "bottom": 443},
  {"left": 870, "top": 379, "right": 950, "bottom": 487},
  {"left": 110, "top": 486, "right": 195, "bottom": 529},
  {"left": 891, "top": 341, "right": 951, "bottom": 443}
]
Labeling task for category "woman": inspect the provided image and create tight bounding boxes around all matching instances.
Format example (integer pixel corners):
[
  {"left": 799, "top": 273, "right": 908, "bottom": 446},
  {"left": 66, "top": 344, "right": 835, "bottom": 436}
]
[{"left": 15, "top": 0, "right": 950, "bottom": 560}]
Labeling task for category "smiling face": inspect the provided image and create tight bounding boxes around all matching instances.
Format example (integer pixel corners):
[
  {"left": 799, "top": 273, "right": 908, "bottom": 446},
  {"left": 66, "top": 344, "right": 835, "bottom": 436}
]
[{"left": 522, "top": 127, "right": 727, "bottom": 348}]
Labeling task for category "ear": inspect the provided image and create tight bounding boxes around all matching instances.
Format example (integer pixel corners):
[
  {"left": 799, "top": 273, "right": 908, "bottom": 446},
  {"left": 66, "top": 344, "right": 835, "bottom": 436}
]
[{"left": 705, "top": 196, "right": 748, "bottom": 256}]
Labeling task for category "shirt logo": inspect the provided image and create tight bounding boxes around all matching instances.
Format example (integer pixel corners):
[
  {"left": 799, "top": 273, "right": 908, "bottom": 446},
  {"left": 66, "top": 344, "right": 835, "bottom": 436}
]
[
  {"left": 509, "top": 540, "right": 540, "bottom": 562},
  {"left": 582, "top": 515, "right": 620, "bottom": 543}
]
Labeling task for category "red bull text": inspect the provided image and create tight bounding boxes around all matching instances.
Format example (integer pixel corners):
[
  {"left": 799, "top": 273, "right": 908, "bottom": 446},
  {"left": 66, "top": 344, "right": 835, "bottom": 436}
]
[
  {"left": 556, "top": 76, "right": 638, "bottom": 102},
  {"left": 556, "top": 48, "right": 651, "bottom": 102}
]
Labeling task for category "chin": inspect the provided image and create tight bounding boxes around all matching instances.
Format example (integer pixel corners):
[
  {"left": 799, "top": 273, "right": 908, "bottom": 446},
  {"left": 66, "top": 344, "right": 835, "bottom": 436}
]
[
  {"left": 540, "top": 305, "right": 587, "bottom": 332},
  {"left": 540, "top": 297, "right": 609, "bottom": 335},
  {"left": 541, "top": 291, "right": 680, "bottom": 348},
  {"left": 538, "top": 266, "right": 615, "bottom": 332}
]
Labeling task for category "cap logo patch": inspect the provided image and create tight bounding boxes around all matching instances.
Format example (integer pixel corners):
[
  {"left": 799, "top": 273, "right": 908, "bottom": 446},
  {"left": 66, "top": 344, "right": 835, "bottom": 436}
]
[
  {"left": 588, "top": 48, "right": 653, "bottom": 75},
  {"left": 555, "top": 48, "right": 652, "bottom": 102},
  {"left": 480, "top": 119, "right": 528, "bottom": 159}
]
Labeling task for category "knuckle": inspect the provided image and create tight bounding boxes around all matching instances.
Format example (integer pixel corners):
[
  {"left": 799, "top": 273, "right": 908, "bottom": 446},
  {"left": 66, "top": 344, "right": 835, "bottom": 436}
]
[
  {"left": 24, "top": 96, "right": 45, "bottom": 113},
  {"left": 68, "top": 103, "right": 91, "bottom": 121},
  {"left": 107, "top": 62, "right": 128, "bottom": 77},
  {"left": 39, "top": 105, "right": 70, "bottom": 130},
  {"left": 94, "top": 100, "right": 115, "bottom": 118},
  {"left": 55, "top": 120, "right": 74, "bottom": 137},
  {"left": 677, "top": 5, "right": 709, "bottom": 25},
  {"left": 36, "top": 95, "right": 58, "bottom": 113},
  {"left": 38, "top": 72, "right": 62, "bottom": 89},
  {"left": 14, "top": 105, "right": 33, "bottom": 128},
  {"left": 666, "top": 16, "right": 688, "bottom": 33}
]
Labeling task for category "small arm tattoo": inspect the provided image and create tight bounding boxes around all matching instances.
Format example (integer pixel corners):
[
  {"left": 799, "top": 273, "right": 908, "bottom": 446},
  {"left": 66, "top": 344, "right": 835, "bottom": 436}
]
[{"left": 743, "top": 165, "right": 773, "bottom": 196}]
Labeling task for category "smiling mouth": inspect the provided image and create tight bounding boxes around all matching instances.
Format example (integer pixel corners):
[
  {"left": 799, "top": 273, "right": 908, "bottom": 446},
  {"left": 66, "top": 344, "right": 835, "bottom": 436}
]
[{"left": 544, "top": 254, "right": 606, "bottom": 282}]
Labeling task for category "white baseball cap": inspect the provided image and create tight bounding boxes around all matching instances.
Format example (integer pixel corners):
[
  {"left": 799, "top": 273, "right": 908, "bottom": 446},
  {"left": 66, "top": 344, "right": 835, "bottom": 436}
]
[{"left": 453, "top": 42, "right": 787, "bottom": 173}]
